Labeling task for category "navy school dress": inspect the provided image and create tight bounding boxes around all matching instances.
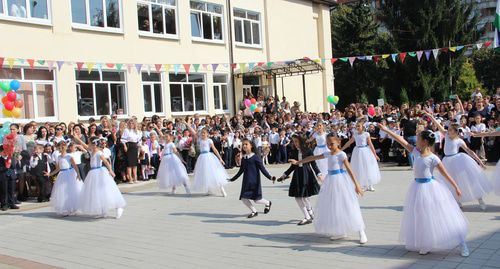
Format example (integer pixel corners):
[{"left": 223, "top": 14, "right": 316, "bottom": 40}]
[
  {"left": 282, "top": 149, "right": 321, "bottom": 198},
  {"left": 230, "top": 153, "right": 273, "bottom": 200}
]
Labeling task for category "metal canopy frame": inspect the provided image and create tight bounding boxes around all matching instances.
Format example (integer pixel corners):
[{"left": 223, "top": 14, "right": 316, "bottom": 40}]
[{"left": 234, "top": 58, "right": 324, "bottom": 79}]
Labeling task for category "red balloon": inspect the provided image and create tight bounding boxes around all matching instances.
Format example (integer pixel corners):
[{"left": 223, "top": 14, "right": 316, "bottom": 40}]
[
  {"left": 6, "top": 91, "right": 16, "bottom": 102},
  {"left": 5, "top": 133, "right": 15, "bottom": 140},
  {"left": 14, "top": 99, "right": 24, "bottom": 108},
  {"left": 250, "top": 98, "right": 257, "bottom": 104},
  {"left": 4, "top": 101, "right": 14, "bottom": 111},
  {"left": 1, "top": 96, "right": 7, "bottom": 104}
]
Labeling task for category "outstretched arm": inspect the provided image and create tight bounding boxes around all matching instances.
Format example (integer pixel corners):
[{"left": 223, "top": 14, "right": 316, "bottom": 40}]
[
  {"left": 377, "top": 123, "right": 414, "bottom": 152},
  {"left": 290, "top": 154, "right": 325, "bottom": 166},
  {"left": 460, "top": 143, "right": 485, "bottom": 168},
  {"left": 436, "top": 163, "right": 461, "bottom": 197},
  {"left": 340, "top": 137, "right": 354, "bottom": 151},
  {"left": 471, "top": 131, "right": 500, "bottom": 137},
  {"left": 229, "top": 163, "right": 244, "bottom": 182},
  {"left": 423, "top": 111, "right": 446, "bottom": 133}
]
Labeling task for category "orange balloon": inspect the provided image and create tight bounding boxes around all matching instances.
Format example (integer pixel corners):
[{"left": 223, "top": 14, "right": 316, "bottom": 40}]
[
  {"left": 14, "top": 99, "right": 23, "bottom": 108},
  {"left": 1, "top": 96, "right": 7, "bottom": 104},
  {"left": 11, "top": 107, "right": 21, "bottom": 118}
]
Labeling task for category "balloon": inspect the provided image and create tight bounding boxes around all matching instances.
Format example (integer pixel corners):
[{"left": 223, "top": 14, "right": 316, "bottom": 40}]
[
  {"left": 244, "top": 99, "right": 251, "bottom": 107},
  {"left": 14, "top": 99, "right": 23, "bottom": 108},
  {"left": 255, "top": 107, "right": 262, "bottom": 113},
  {"left": 4, "top": 101, "right": 14, "bottom": 111},
  {"left": 0, "top": 81, "right": 10, "bottom": 92},
  {"left": 0, "top": 134, "right": 3, "bottom": 144},
  {"left": 333, "top": 96, "right": 340, "bottom": 104},
  {"left": 2, "top": 108, "right": 12, "bottom": 117},
  {"left": 1, "top": 96, "right": 8, "bottom": 104},
  {"left": 250, "top": 104, "right": 257, "bottom": 111},
  {"left": 1, "top": 127, "right": 9, "bottom": 135},
  {"left": 327, "top": 95, "right": 335, "bottom": 103},
  {"left": 368, "top": 107, "right": 376, "bottom": 117},
  {"left": 250, "top": 98, "right": 257, "bottom": 104},
  {"left": 11, "top": 107, "right": 21, "bottom": 118},
  {"left": 9, "top": 80, "right": 20, "bottom": 91},
  {"left": 7, "top": 91, "right": 16, "bottom": 102},
  {"left": 3, "top": 121, "right": 11, "bottom": 128}
]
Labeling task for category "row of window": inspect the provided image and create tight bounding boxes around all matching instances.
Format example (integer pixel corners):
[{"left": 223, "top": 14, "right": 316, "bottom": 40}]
[
  {"left": 0, "top": 0, "right": 262, "bottom": 46},
  {"left": 0, "top": 68, "right": 230, "bottom": 120}
]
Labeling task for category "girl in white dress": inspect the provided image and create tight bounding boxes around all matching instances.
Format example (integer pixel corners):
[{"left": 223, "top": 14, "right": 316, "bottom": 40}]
[
  {"left": 157, "top": 132, "right": 190, "bottom": 194},
  {"left": 425, "top": 112, "right": 491, "bottom": 210},
  {"left": 79, "top": 138, "right": 126, "bottom": 219},
  {"left": 378, "top": 124, "right": 469, "bottom": 257},
  {"left": 185, "top": 120, "right": 228, "bottom": 197},
  {"left": 471, "top": 130, "right": 500, "bottom": 195},
  {"left": 307, "top": 123, "right": 328, "bottom": 176},
  {"left": 292, "top": 134, "right": 367, "bottom": 244},
  {"left": 341, "top": 121, "right": 381, "bottom": 191},
  {"left": 49, "top": 141, "right": 83, "bottom": 216}
]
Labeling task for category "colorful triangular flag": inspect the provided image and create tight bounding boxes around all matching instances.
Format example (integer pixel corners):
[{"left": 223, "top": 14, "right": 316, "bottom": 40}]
[
  {"left": 76, "top": 62, "right": 84, "bottom": 71},
  {"left": 106, "top": 63, "right": 115, "bottom": 68},
  {"left": 56, "top": 61, "right": 65, "bottom": 71},
  {"left": 266, "top": 62, "right": 273, "bottom": 68},
  {"left": 424, "top": 50, "right": 431, "bottom": 60},
  {"left": 390, "top": 54, "right": 397, "bottom": 62},
  {"left": 476, "top": 43, "right": 483, "bottom": 49},
  {"left": 366, "top": 56, "right": 373, "bottom": 61},
  {"left": 116, "top": 63, "right": 123, "bottom": 71},
  {"left": 163, "top": 64, "right": 171, "bottom": 72},
  {"left": 146, "top": 64, "right": 151, "bottom": 75},
  {"left": 27, "top": 59, "right": 35, "bottom": 69},
  {"left": 183, "top": 64, "right": 191, "bottom": 74},
  {"left": 86, "top": 62, "right": 95, "bottom": 74},
  {"left": 484, "top": 41, "right": 492, "bottom": 48},
  {"left": 126, "top": 64, "right": 132, "bottom": 73},
  {"left": 248, "top": 62, "right": 255, "bottom": 71},
  {"left": 339, "top": 57, "right": 348, "bottom": 62},
  {"left": 230, "top": 63, "right": 237, "bottom": 70},
  {"left": 135, "top": 64, "right": 143, "bottom": 73},
  {"left": 47, "top": 61, "right": 55, "bottom": 72},
  {"left": 416, "top": 51, "right": 423, "bottom": 61},
  {"left": 173, "top": 64, "right": 181, "bottom": 75},
  {"left": 381, "top": 54, "right": 390, "bottom": 59},
  {"left": 37, "top": 60, "right": 45, "bottom": 65},
  {"left": 449, "top": 47, "right": 457, "bottom": 52},
  {"left": 399, "top": 52, "right": 407, "bottom": 63},
  {"left": 432, "top": 49, "right": 439, "bottom": 60},
  {"left": 347, "top": 57, "right": 355, "bottom": 66},
  {"left": 456, "top": 45, "right": 464, "bottom": 51},
  {"left": 212, "top": 64, "right": 219, "bottom": 72},
  {"left": 0, "top": 57, "right": 4, "bottom": 69},
  {"left": 407, "top": 52, "right": 416, "bottom": 57},
  {"left": 202, "top": 64, "right": 208, "bottom": 71},
  {"left": 193, "top": 64, "right": 200, "bottom": 73},
  {"left": 239, "top": 63, "right": 246, "bottom": 72},
  {"left": 331, "top": 58, "right": 338, "bottom": 64},
  {"left": 7, "top": 58, "right": 15, "bottom": 69}
]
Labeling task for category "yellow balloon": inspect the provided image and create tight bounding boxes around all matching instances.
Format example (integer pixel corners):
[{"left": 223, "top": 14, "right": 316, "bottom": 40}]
[
  {"left": 2, "top": 108, "right": 12, "bottom": 117},
  {"left": 11, "top": 107, "right": 21, "bottom": 118}
]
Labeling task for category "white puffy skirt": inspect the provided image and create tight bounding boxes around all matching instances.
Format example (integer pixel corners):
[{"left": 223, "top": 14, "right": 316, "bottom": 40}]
[
  {"left": 400, "top": 179, "right": 468, "bottom": 252},
  {"left": 313, "top": 146, "right": 329, "bottom": 175},
  {"left": 314, "top": 173, "right": 365, "bottom": 236},
  {"left": 157, "top": 154, "right": 189, "bottom": 189},
  {"left": 494, "top": 161, "right": 500, "bottom": 196},
  {"left": 51, "top": 169, "right": 83, "bottom": 214},
  {"left": 79, "top": 167, "right": 126, "bottom": 215},
  {"left": 192, "top": 152, "right": 228, "bottom": 193},
  {"left": 351, "top": 146, "right": 381, "bottom": 187},
  {"left": 438, "top": 153, "right": 492, "bottom": 202}
]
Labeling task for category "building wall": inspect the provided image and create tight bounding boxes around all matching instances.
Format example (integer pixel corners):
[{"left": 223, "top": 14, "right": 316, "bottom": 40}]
[{"left": 0, "top": 0, "right": 333, "bottom": 123}]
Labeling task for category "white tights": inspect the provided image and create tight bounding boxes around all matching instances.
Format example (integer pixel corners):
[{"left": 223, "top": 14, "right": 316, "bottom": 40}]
[
  {"left": 295, "top": 197, "right": 312, "bottom": 219},
  {"left": 241, "top": 198, "right": 270, "bottom": 213}
]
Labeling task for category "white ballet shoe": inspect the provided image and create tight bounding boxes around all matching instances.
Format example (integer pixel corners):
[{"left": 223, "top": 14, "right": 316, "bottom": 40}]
[
  {"left": 330, "top": 234, "right": 348, "bottom": 241},
  {"left": 367, "top": 185, "right": 375, "bottom": 192},
  {"left": 220, "top": 187, "right": 227, "bottom": 198},
  {"left": 116, "top": 208, "right": 124, "bottom": 219},
  {"left": 478, "top": 199, "right": 487, "bottom": 211},
  {"left": 359, "top": 230, "right": 368, "bottom": 244},
  {"left": 419, "top": 250, "right": 429, "bottom": 255},
  {"left": 460, "top": 243, "right": 469, "bottom": 257}
]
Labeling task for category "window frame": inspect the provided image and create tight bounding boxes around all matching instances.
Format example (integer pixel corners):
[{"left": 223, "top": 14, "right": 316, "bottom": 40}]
[
  {"left": 70, "top": 0, "right": 124, "bottom": 34},
  {"left": 0, "top": 0, "right": 52, "bottom": 26},
  {"left": 168, "top": 73, "right": 208, "bottom": 115},
  {"left": 137, "top": 0, "right": 179, "bottom": 40},
  {"left": 213, "top": 74, "right": 229, "bottom": 112},
  {"left": 233, "top": 8, "right": 262, "bottom": 48},
  {"left": 75, "top": 69, "right": 128, "bottom": 119},
  {"left": 141, "top": 71, "right": 165, "bottom": 116},
  {"left": 0, "top": 67, "right": 58, "bottom": 123},
  {"left": 189, "top": 0, "right": 225, "bottom": 44}
]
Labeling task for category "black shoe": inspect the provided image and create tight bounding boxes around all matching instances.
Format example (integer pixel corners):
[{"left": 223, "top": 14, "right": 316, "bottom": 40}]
[
  {"left": 297, "top": 218, "right": 312, "bottom": 226},
  {"left": 1, "top": 206, "right": 8, "bottom": 211},
  {"left": 9, "top": 205, "right": 19, "bottom": 210},
  {"left": 247, "top": 212, "right": 258, "bottom": 218},
  {"left": 37, "top": 198, "right": 44, "bottom": 203},
  {"left": 264, "top": 201, "right": 272, "bottom": 214},
  {"left": 14, "top": 200, "right": 21, "bottom": 205}
]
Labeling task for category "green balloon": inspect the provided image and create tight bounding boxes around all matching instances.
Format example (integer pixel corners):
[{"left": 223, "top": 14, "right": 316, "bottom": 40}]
[
  {"left": 1, "top": 81, "right": 11, "bottom": 92},
  {"left": 250, "top": 104, "right": 257, "bottom": 111},
  {"left": 327, "top": 95, "right": 335, "bottom": 103},
  {"left": 333, "top": 96, "right": 339, "bottom": 104}
]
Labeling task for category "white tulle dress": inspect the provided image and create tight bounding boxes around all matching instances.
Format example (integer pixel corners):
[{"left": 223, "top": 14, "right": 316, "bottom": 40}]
[
  {"left": 79, "top": 152, "right": 126, "bottom": 216},
  {"left": 50, "top": 154, "right": 83, "bottom": 215},
  {"left": 400, "top": 149, "right": 468, "bottom": 252},
  {"left": 436, "top": 134, "right": 492, "bottom": 202},
  {"left": 312, "top": 132, "right": 328, "bottom": 175},
  {"left": 350, "top": 131, "right": 381, "bottom": 187},
  {"left": 192, "top": 138, "right": 228, "bottom": 193},
  {"left": 314, "top": 151, "right": 365, "bottom": 236},
  {"left": 157, "top": 142, "right": 189, "bottom": 189},
  {"left": 494, "top": 161, "right": 500, "bottom": 196}
]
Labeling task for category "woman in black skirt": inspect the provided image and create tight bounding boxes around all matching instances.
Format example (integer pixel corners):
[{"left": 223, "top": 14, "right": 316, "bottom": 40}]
[
  {"left": 121, "top": 119, "right": 142, "bottom": 184},
  {"left": 278, "top": 134, "right": 321, "bottom": 225}
]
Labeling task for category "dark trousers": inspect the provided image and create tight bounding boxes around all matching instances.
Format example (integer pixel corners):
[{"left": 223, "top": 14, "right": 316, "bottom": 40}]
[
  {"left": 151, "top": 154, "right": 160, "bottom": 178},
  {"left": 36, "top": 176, "right": 51, "bottom": 202},
  {"left": 0, "top": 175, "right": 16, "bottom": 207},
  {"left": 181, "top": 150, "right": 193, "bottom": 173},
  {"left": 223, "top": 146, "right": 233, "bottom": 168},
  {"left": 277, "top": 145, "right": 287, "bottom": 164},
  {"left": 270, "top": 144, "right": 279, "bottom": 164}
]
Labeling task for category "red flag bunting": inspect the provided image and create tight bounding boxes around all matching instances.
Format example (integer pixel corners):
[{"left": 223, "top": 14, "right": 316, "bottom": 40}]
[
  {"left": 155, "top": 64, "right": 162, "bottom": 72},
  {"left": 257, "top": 62, "right": 265, "bottom": 67},
  {"left": 230, "top": 63, "right": 237, "bottom": 69},
  {"left": 373, "top": 56, "right": 380, "bottom": 64},
  {"left": 106, "top": 63, "right": 115, "bottom": 68},
  {"left": 27, "top": 59, "right": 35, "bottom": 69},
  {"left": 76, "top": 62, "right": 84, "bottom": 71},
  {"left": 183, "top": 64, "right": 191, "bottom": 74},
  {"left": 399, "top": 52, "right": 407, "bottom": 63},
  {"left": 0, "top": 57, "right": 3, "bottom": 69},
  {"left": 331, "top": 58, "right": 338, "bottom": 64},
  {"left": 484, "top": 41, "right": 492, "bottom": 48},
  {"left": 440, "top": 47, "right": 448, "bottom": 52}
]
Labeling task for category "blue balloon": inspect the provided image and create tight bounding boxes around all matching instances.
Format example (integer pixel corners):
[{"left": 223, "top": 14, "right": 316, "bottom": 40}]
[
  {"left": 3, "top": 121, "right": 11, "bottom": 128},
  {"left": 10, "top": 80, "right": 20, "bottom": 91},
  {"left": 0, "top": 135, "right": 3, "bottom": 144}
]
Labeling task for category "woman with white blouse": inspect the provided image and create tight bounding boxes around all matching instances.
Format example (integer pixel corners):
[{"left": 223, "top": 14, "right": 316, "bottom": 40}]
[{"left": 121, "top": 119, "right": 142, "bottom": 184}]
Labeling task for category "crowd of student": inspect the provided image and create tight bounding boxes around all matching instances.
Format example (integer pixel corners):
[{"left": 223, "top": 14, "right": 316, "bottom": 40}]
[{"left": 0, "top": 87, "right": 499, "bottom": 211}]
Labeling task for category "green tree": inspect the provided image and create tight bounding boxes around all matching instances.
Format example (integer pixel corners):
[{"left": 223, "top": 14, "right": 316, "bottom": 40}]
[
  {"left": 400, "top": 88, "right": 409, "bottom": 105},
  {"left": 456, "top": 60, "right": 482, "bottom": 100},
  {"left": 471, "top": 49, "right": 500, "bottom": 94}
]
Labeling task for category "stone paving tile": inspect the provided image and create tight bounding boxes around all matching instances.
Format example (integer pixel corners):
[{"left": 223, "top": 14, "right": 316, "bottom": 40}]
[{"left": 0, "top": 165, "right": 498, "bottom": 269}]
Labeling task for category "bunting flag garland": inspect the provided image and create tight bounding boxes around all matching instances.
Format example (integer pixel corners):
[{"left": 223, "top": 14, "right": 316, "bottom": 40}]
[{"left": 0, "top": 41, "right": 495, "bottom": 75}]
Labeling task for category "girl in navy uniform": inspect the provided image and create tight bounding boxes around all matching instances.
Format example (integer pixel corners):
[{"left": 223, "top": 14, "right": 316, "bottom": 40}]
[
  {"left": 278, "top": 134, "right": 321, "bottom": 225},
  {"left": 229, "top": 139, "right": 275, "bottom": 218}
]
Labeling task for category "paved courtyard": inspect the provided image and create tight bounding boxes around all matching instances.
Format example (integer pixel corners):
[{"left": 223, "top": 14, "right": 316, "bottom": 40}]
[{"left": 0, "top": 164, "right": 499, "bottom": 269}]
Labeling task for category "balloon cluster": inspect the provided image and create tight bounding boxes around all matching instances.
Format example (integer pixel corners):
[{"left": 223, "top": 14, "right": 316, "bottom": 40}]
[
  {"left": 244, "top": 98, "right": 261, "bottom": 114},
  {"left": 368, "top": 104, "right": 376, "bottom": 117},
  {"left": 1, "top": 80, "right": 24, "bottom": 118},
  {"left": 327, "top": 95, "right": 340, "bottom": 105}
]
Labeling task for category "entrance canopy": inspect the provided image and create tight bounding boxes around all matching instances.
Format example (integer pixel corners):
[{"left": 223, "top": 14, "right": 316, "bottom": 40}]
[{"left": 234, "top": 58, "right": 324, "bottom": 78}]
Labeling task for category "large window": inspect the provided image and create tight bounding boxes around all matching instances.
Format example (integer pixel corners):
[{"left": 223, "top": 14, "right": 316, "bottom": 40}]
[
  {"left": 75, "top": 70, "right": 127, "bottom": 117},
  {"left": 142, "top": 72, "right": 163, "bottom": 114},
  {"left": 0, "top": 0, "right": 51, "bottom": 24},
  {"left": 71, "top": 0, "right": 121, "bottom": 31},
  {"left": 213, "top": 74, "right": 228, "bottom": 111},
  {"left": 234, "top": 9, "right": 261, "bottom": 46},
  {"left": 137, "top": 0, "right": 177, "bottom": 37},
  {"left": 190, "top": 0, "right": 223, "bottom": 42},
  {"left": 169, "top": 73, "right": 206, "bottom": 113},
  {"left": 0, "top": 68, "right": 56, "bottom": 120}
]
